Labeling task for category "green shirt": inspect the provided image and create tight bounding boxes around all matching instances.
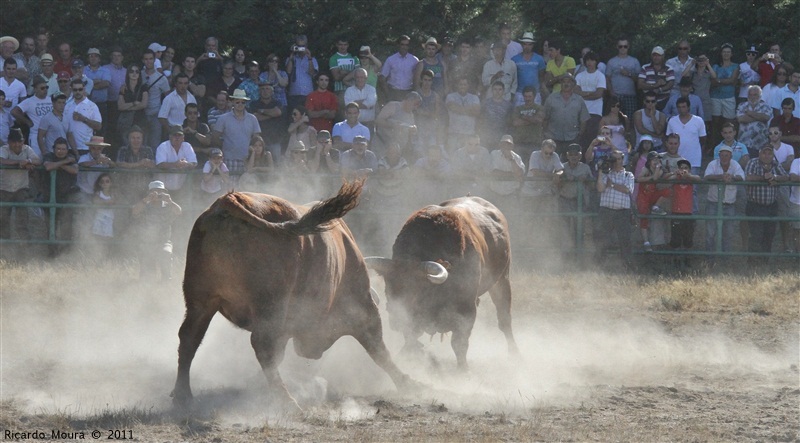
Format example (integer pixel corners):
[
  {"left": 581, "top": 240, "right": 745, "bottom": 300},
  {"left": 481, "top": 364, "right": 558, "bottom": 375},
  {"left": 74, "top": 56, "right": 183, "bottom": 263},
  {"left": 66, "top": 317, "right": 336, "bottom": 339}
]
[{"left": 329, "top": 53, "right": 358, "bottom": 92}]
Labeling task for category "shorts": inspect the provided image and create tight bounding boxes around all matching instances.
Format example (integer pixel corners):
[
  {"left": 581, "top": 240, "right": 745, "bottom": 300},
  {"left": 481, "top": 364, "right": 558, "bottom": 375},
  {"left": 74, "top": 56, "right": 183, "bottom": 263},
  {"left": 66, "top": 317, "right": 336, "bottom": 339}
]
[
  {"left": 711, "top": 97, "right": 736, "bottom": 119},
  {"left": 670, "top": 216, "right": 695, "bottom": 249}
]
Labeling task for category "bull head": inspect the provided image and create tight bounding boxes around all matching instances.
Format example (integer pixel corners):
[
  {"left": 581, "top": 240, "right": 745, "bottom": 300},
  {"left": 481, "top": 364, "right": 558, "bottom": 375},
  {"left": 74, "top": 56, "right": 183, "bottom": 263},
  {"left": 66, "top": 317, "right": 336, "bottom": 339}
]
[{"left": 364, "top": 257, "right": 449, "bottom": 285}]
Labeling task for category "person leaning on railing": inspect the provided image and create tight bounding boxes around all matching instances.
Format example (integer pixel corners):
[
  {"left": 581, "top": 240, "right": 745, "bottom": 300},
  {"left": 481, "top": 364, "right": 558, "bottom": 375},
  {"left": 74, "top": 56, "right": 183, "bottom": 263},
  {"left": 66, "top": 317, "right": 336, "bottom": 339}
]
[
  {"left": 744, "top": 144, "right": 789, "bottom": 258},
  {"left": 0, "top": 128, "right": 41, "bottom": 240}
]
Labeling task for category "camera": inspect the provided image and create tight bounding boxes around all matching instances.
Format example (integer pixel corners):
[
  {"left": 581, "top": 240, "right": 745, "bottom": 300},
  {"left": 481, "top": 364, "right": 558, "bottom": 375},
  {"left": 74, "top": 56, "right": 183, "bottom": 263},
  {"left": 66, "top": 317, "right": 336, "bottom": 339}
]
[
  {"left": 767, "top": 53, "right": 775, "bottom": 60},
  {"left": 293, "top": 45, "right": 306, "bottom": 54},
  {"left": 599, "top": 157, "right": 615, "bottom": 173},
  {"left": 208, "top": 52, "right": 216, "bottom": 58}
]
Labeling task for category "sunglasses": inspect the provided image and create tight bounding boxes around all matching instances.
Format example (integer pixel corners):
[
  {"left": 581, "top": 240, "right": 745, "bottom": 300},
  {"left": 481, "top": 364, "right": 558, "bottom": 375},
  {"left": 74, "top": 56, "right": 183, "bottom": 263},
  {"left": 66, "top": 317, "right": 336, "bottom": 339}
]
[
  {"left": 644, "top": 99, "right": 657, "bottom": 103},
  {"left": 678, "top": 47, "right": 690, "bottom": 50},
  {"left": 769, "top": 131, "right": 781, "bottom": 135},
  {"left": 617, "top": 45, "right": 628, "bottom": 49}
]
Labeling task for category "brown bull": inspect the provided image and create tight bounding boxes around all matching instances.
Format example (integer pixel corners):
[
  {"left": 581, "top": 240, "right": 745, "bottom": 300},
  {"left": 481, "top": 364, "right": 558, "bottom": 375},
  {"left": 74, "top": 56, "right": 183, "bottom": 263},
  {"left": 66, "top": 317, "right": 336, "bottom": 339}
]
[
  {"left": 172, "top": 181, "right": 414, "bottom": 408},
  {"left": 366, "top": 196, "right": 519, "bottom": 370}
]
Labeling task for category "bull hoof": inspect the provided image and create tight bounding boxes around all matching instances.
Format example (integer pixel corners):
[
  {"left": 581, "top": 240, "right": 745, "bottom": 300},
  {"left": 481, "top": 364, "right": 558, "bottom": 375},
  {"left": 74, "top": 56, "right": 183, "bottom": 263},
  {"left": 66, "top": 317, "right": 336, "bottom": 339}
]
[{"left": 170, "top": 389, "right": 193, "bottom": 409}]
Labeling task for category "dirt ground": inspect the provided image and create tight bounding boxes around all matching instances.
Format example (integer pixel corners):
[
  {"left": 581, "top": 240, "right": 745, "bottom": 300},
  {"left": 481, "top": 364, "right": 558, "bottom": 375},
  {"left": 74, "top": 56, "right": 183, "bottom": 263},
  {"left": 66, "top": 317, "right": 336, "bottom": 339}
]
[{"left": 0, "top": 261, "right": 798, "bottom": 442}]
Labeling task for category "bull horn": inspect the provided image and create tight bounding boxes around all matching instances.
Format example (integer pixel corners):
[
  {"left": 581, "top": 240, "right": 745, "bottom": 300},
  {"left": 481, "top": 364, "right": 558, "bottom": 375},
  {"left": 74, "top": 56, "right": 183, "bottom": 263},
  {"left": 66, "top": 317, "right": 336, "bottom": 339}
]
[
  {"left": 364, "top": 257, "right": 394, "bottom": 275},
  {"left": 422, "top": 261, "right": 448, "bottom": 285}
]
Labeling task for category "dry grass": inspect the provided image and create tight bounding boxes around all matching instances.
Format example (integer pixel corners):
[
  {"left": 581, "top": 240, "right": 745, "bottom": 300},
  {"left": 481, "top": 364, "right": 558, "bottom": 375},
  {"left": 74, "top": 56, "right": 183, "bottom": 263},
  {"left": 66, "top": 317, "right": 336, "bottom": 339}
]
[{"left": 1, "top": 260, "right": 798, "bottom": 442}]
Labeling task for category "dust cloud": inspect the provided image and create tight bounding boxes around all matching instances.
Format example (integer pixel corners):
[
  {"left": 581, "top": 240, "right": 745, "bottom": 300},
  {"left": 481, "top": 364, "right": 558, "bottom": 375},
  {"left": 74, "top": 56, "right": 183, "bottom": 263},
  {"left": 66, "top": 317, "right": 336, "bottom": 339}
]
[{"left": 1, "top": 258, "right": 795, "bottom": 426}]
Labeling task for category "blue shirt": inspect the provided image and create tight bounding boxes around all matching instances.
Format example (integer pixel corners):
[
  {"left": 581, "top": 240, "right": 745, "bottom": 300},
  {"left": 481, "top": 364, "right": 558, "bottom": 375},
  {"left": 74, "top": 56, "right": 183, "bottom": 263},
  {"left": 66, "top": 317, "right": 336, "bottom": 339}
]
[
  {"left": 512, "top": 52, "right": 546, "bottom": 92},
  {"left": 83, "top": 65, "right": 111, "bottom": 103}
]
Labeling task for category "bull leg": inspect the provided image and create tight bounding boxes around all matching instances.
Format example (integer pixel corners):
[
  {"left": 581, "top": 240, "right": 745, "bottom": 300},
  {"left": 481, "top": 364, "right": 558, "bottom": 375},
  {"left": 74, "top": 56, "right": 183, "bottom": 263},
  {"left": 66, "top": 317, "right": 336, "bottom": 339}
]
[
  {"left": 172, "top": 303, "right": 217, "bottom": 407},
  {"left": 488, "top": 276, "right": 519, "bottom": 356},
  {"left": 250, "top": 325, "right": 301, "bottom": 411},
  {"left": 451, "top": 318, "right": 474, "bottom": 371},
  {"left": 353, "top": 310, "right": 420, "bottom": 392}
]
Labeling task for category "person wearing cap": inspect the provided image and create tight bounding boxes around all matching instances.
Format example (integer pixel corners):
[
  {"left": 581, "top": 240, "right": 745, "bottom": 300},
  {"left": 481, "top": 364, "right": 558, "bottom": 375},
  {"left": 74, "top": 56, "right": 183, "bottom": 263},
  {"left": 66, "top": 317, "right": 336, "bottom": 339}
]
[
  {"left": 344, "top": 68, "right": 378, "bottom": 131},
  {"left": 482, "top": 40, "right": 516, "bottom": 101},
  {"left": 76, "top": 135, "right": 114, "bottom": 197},
  {"left": 158, "top": 73, "right": 197, "bottom": 135},
  {"left": 305, "top": 73, "right": 338, "bottom": 133},
  {"left": 637, "top": 46, "right": 675, "bottom": 110},
  {"left": 155, "top": 125, "right": 197, "bottom": 195},
  {"left": 212, "top": 89, "right": 260, "bottom": 173},
  {"left": 0, "top": 128, "right": 41, "bottom": 239},
  {"left": 56, "top": 71, "right": 72, "bottom": 101},
  {"left": 200, "top": 147, "right": 229, "bottom": 198},
  {"left": 37, "top": 93, "right": 69, "bottom": 156},
  {"left": 84, "top": 48, "right": 111, "bottom": 118},
  {"left": 736, "top": 85, "right": 772, "bottom": 158},
  {"left": 356, "top": 46, "right": 382, "bottom": 89},
  {"left": 595, "top": 147, "right": 634, "bottom": 266},
  {"left": 542, "top": 72, "right": 589, "bottom": 155},
  {"left": 683, "top": 53, "right": 714, "bottom": 125},
  {"left": 69, "top": 58, "right": 94, "bottom": 96},
  {"left": 666, "top": 40, "right": 693, "bottom": 96},
  {"left": 488, "top": 134, "right": 525, "bottom": 213},
  {"left": 414, "top": 37, "right": 447, "bottom": 94},
  {"left": 308, "top": 130, "right": 339, "bottom": 174},
  {"left": 332, "top": 102, "right": 371, "bottom": 151},
  {"left": 380, "top": 35, "right": 420, "bottom": 103},
  {"left": 54, "top": 42, "right": 74, "bottom": 77},
  {"left": 131, "top": 179, "right": 182, "bottom": 281},
  {"left": 250, "top": 83, "right": 282, "bottom": 164},
  {"left": 142, "top": 49, "right": 170, "bottom": 147},
  {"left": 544, "top": 39, "right": 575, "bottom": 95},
  {"left": 148, "top": 43, "right": 166, "bottom": 73},
  {"left": 744, "top": 144, "right": 789, "bottom": 258},
  {"left": 704, "top": 143, "right": 745, "bottom": 253},
  {"left": 12, "top": 75, "right": 52, "bottom": 155},
  {"left": 710, "top": 43, "right": 740, "bottom": 145},
  {"left": 339, "top": 134, "right": 377, "bottom": 180},
  {"left": 606, "top": 37, "right": 641, "bottom": 119},
  {"left": 283, "top": 141, "right": 313, "bottom": 175},
  {"left": 738, "top": 45, "right": 761, "bottom": 103},
  {"left": 663, "top": 77, "right": 704, "bottom": 120},
  {"left": 39, "top": 53, "right": 58, "bottom": 95},
  {"left": 0, "top": 36, "right": 20, "bottom": 73},
  {"left": 329, "top": 37, "right": 358, "bottom": 114},
  {"left": 65, "top": 78, "right": 102, "bottom": 156},
  {"left": 511, "top": 32, "right": 547, "bottom": 106},
  {"left": 1, "top": 57, "right": 28, "bottom": 114}
]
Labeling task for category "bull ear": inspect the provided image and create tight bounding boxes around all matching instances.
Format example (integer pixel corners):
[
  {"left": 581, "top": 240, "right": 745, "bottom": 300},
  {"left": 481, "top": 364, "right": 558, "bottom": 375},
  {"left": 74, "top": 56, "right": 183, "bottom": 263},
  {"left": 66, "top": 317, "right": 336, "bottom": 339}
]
[
  {"left": 421, "top": 261, "right": 448, "bottom": 285},
  {"left": 364, "top": 257, "right": 394, "bottom": 276}
]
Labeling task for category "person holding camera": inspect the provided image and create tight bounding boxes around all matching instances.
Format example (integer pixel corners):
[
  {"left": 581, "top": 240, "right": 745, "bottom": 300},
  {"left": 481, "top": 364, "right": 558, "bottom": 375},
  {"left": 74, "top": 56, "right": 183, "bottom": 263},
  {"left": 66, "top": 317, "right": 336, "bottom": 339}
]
[
  {"left": 595, "top": 148, "right": 635, "bottom": 266},
  {"left": 285, "top": 35, "right": 319, "bottom": 111},
  {"left": 132, "top": 180, "right": 182, "bottom": 281}
]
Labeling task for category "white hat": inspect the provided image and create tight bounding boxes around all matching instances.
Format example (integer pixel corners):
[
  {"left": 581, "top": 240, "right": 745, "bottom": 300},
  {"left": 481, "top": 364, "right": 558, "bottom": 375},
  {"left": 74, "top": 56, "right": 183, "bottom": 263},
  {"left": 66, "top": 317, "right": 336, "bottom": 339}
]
[
  {"left": 651, "top": 46, "right": 665, "bottom": 55},
  {"left": 0, "top": 36, "right": 19, "bottom": 52},
  {"left": 148, "top": 42, "right": 166, "bottom": 52},
  {"left": 519, "top": 32, "right": 535, "bottom": 43},
  {"left": 148, "top": 180, "right": 166, "bottom": 190}
]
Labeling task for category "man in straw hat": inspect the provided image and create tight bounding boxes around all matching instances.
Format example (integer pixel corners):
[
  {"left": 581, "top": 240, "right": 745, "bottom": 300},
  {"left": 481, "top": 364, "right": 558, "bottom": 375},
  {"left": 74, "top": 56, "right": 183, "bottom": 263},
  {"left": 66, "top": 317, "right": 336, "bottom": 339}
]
[{"left": 211, "top": 88, "right": 260, "bottom": 174}]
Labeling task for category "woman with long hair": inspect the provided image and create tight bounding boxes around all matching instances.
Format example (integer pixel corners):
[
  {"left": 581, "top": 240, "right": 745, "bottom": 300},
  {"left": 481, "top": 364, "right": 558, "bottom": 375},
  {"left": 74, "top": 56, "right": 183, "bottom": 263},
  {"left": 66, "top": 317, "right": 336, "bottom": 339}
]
[
  {"left": 116, "top": 64, "right": 149, "bottom": 143},
  {"left": 259, "top": 53, "right": 290, "bottom": 108},
  {"left": 598, "top": 96, "right": 632, "bottom": 162},
  {"left": 287, "top": 105, "right": 317, "bottom": 156}
]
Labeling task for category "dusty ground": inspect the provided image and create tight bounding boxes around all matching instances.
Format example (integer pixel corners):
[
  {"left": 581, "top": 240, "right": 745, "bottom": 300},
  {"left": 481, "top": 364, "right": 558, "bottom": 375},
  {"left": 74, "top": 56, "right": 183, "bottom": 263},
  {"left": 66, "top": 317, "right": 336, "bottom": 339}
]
[{"left": 0, "top": 260, "right": 798, "bottom": 442}]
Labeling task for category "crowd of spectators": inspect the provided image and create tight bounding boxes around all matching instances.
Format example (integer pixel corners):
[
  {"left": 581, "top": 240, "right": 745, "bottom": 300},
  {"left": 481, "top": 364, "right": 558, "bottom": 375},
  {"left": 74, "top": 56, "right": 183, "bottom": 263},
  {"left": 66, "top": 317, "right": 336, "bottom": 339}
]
[{"left": 0, "top": 27, "right": 798, "bottom": 265}]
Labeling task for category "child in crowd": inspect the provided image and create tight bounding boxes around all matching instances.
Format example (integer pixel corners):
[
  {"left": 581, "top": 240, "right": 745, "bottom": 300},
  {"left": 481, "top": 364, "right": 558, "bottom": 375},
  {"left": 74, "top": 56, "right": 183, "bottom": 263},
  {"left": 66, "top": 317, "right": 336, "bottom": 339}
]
[
  {"left": 200, "top": 148, "right": 230, "bottom": 199},
  {"left": 669, "top": 159, "right": 701, "bottom": 263},
  {"left": 636, "top": 151, "right": 672, "bottom": 251},
  {"left": 91, "top": 173, "right": 116, "bottom": 251}
]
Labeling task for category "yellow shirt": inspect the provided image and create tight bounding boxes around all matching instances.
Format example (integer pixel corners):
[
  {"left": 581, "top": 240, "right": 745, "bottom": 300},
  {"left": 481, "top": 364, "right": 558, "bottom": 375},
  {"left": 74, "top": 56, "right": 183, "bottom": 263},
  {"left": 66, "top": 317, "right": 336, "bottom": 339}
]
[{"left": 546, "top": 56, "right": 576, "bottom": 92}]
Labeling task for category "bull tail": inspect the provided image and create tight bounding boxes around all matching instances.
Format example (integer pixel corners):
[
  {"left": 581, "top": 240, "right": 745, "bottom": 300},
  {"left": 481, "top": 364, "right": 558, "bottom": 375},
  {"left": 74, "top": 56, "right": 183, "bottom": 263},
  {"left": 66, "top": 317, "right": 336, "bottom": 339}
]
[{"left": 282, "top": 179, "right": 363, "bottom": 235}]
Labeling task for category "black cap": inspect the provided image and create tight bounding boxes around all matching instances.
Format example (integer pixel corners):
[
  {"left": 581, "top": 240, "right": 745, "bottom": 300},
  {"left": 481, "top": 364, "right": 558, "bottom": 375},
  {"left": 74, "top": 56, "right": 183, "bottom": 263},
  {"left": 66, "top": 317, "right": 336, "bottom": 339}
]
[
  {"left": 566, "top": 143, "right": 582, "bottom": 153},
  {"left": 7, "top": 128, "right": 23, "bottom": 142}
]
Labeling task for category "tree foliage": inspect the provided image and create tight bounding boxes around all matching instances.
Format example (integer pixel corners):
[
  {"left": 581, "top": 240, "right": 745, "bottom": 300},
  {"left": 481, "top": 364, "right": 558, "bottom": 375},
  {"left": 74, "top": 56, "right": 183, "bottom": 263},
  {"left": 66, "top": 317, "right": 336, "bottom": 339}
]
[{"left": 2, "top": 0, "right": 797, "bottom": 67}]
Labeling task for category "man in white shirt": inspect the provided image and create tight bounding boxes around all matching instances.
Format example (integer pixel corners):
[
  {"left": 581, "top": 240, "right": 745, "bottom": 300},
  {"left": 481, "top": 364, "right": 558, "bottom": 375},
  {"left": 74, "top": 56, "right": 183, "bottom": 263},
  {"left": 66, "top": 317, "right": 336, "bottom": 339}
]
[
  {"left": 65, "top": 78, "right": 102, "bottom": 155},
  {"left": 158, "top": 73, "right": 197, "bottom": 135},
  {"left": 344, "top": 68, "right": 377, "bottom": 132},
  {"left": 156, "top": 125, "right": 197, "bottom": 196},
  {"left": 704, "top": 145, "right": 745, "bottom": 252},
  {"left": 11, "top": 76, "right": 52, "bottom": 155}
]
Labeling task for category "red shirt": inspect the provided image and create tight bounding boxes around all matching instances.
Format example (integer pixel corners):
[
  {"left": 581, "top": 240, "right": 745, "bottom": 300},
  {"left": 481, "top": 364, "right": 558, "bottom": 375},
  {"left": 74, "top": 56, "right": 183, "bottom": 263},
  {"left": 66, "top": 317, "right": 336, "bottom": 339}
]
[
  {"left": 672, "top": 183, "right": 693, "bottom": 214},
  {"left": 774, "top": 115, "right": 800, "bottom": 157},
  {"left": 54, "top": 57, "right": 74, "bottom": 77},
  {"left": 305, "top": 90, "right": 338, "bottom": 132},
  {"left": 758, "top": 61, "right": 778, "bottom": 87}
]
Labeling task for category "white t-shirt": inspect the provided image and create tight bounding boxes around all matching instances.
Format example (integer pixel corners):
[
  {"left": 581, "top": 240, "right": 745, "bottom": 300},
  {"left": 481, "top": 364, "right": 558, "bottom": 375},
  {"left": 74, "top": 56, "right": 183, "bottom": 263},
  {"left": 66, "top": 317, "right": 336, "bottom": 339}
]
[
  {"left": 666, "top": 114, "right": 706, "bottom": 167},
  {"left": 704, "top": 159, "right": 745, "bottom": 203},
  {"left": 575, "top": 70, "right": 606, "bottom": 116},
  {"left": 772, "top": 142, "right": 794, "bottom": 165},
  {"left": 65, "top": 98, "right": 102, "bottom": 152},
  {"left": 155, "top": 141, "right": 197, "bottom": 190},
  {"left": 15, "top": 95, "right": 53, "bottom": 155},
  {"left": 201, "top": 160, "right": 229, "bottom": 193}
]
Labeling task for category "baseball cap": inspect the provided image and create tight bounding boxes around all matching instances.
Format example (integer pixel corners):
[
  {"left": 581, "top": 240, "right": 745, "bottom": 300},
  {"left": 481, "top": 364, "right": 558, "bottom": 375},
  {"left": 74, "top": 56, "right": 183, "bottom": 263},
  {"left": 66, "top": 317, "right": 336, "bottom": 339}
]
[
  {"left": 566, "top": 143, "right": 582, "bottom": 153},
  {"left": 168, "top": 125, "right": 184, "bottom": 136},
  {"left": 717, "top": 145, "right": 733, "bottom": 153},
  {"left": 500, "top": 134, "right": 514, "bottom": 144},
  {"left": 651, "top": 46, "right": 665, "bottom": 55},
  {"left": 148, "top": 180, "right": 166, "bottom": 190},
  {"left": 40, "top": 53, "right": 53, "bottom": 63},
  {"left": 71, "top": 58, "right": 84, "bottom": 68},
  {"left": 87, "top": 48, "right": 101, "bottom": 55},
  {"left": 317, "top": 130, "right": 332, "bottom": 141},
  {"left": 209, "top": 148, "right": 223, "bottom": 157},
  {"left": 148, "top": 42, "right": 166, "bottom": 52},
  {"left": 352, "top": 135, "right": 368, "bottom": 144}
]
